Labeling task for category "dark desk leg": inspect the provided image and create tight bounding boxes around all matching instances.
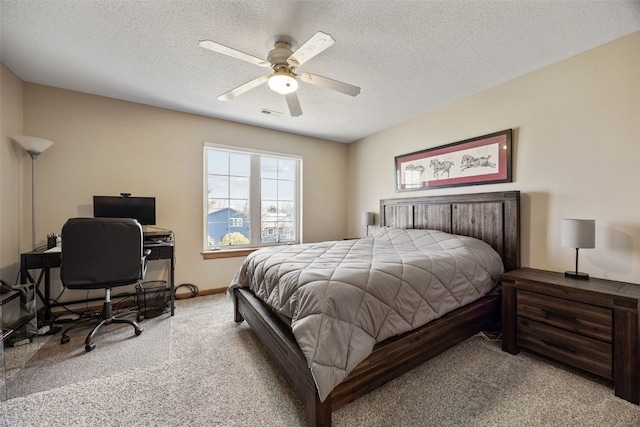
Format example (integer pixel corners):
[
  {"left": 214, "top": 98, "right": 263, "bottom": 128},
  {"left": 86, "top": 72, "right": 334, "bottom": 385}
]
[
  {"left": 44, "top": 267, "right": 52, "bottom": 323},
  {"left": 20, "top": 262, "right": 27, "bottom": 285},
  {"left": 170, "top": 255, "right": 175, "bottom": 316}
]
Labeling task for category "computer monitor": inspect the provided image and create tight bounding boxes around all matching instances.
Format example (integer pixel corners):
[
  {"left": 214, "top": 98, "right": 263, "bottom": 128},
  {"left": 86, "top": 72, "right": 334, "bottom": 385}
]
[{"left": 93, "top": 195, "right": 156, "bottom": 225}]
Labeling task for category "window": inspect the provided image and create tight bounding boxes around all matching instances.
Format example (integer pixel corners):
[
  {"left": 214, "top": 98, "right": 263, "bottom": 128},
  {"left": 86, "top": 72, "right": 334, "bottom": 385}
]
[
  {"left": 204, "top": 144, "right": 301, "bottom": 250},
  {"left": 228, "top": 218, "right": 243, "bottom": 228}
]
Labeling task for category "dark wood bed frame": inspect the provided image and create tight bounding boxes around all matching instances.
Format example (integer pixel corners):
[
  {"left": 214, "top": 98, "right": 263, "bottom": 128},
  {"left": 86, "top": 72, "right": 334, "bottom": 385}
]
[{"left": 233, "top": 190, "right": 520, "bottom": 426}]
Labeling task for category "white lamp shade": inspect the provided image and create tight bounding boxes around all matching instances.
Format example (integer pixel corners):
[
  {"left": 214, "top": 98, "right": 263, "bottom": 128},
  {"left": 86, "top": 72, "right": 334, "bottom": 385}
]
[
  {"left": 362, "top": 212, "right": 375, "bottom": 226},
  {"left": 561, "top": 219, "right": 595, "bottom": 249},
  {"left": 268, "top": 71, "right": 298, "bottom": 95},
  {"left": 13, "top": 136, "right": 54, "bottom": 154}
]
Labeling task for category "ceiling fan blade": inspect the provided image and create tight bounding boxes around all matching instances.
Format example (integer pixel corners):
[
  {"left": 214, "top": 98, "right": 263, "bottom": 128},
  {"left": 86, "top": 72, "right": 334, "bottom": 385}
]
[
  {"left": 287, "top": 31, "right": 335, "bottom": 67},
  {"left": 199, "top": 40, "right": 271, "bottom": 68},
  {"left": 299, "top": 73, "right": 361, "bottom": 97},
  {"left": 285, "top": 92, "right": 303, "bottom": 117},
  {"left": 217, "top": 76, "right": 268, "bottom": 101}
]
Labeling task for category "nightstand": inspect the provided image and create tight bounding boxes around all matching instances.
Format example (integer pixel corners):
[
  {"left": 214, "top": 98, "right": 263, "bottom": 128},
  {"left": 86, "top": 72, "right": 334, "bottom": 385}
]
[{"left": 501, "top": 268, "right": 640, "bottom": 404}]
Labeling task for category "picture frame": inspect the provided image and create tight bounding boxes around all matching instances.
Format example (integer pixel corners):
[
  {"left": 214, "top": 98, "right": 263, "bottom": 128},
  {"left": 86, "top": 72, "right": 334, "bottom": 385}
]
[{"left": 395, "top": 129, "right": 512, "bottom": 191}]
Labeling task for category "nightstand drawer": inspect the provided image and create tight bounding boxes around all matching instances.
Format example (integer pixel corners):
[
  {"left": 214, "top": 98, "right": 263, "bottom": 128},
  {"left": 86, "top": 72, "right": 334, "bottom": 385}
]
[
  {"left": 517, "top": 317, "right": 612, "bottom": 379},
  {"left": 517, "top": 290, "right": 612, "bottom": 342}
]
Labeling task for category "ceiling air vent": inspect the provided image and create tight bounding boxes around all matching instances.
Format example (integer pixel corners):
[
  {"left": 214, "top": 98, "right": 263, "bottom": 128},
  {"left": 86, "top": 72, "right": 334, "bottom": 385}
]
[{"left": 260, "top": 108, "right": 283, "bottom": 117}]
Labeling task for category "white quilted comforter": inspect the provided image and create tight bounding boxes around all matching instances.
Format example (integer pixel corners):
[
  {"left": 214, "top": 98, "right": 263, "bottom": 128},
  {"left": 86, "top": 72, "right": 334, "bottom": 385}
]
[{"left": 229, "top": 227, "right": 504, "bottom": 401}]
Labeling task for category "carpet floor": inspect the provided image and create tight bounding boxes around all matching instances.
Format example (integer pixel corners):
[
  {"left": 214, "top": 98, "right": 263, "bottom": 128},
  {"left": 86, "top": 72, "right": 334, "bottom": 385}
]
[
  {"left": 3, "top": 310, "right": 170, "bottom": 400},
  {"left": 1, "top": 293, "right": 639, "bottom": 426}
]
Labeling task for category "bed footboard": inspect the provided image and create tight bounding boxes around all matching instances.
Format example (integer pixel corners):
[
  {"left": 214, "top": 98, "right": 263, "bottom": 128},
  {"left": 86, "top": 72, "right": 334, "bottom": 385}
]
[
  {"left": 233, "top": 287, "right": 331, "bottom": 426},
  {"left": 233, "top": 287, "right": 500, "bottom": 426}
]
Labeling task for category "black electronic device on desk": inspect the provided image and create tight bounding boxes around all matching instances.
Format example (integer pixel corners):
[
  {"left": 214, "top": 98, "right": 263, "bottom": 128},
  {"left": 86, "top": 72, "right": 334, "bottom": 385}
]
[{"left": 93, "top": 194, "right": 156, "bottom": 225}]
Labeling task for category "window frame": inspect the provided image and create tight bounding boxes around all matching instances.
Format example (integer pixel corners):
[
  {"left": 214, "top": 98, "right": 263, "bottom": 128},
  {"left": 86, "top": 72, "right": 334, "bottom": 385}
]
[{"left": 203, "top": 143, "right": 303, "bottom": 252}]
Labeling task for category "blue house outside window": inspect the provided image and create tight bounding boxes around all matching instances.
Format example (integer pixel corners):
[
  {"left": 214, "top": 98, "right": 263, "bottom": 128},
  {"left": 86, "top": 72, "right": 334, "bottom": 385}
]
[{"left": 207, "top": 208, "right": 250, "bottom": 246}]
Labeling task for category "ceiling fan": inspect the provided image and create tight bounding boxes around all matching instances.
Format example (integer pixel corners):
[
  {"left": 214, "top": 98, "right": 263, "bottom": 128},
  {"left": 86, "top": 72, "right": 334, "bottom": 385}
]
[{"left": 198, "top": 31, "right": 360, "bottom": 117}]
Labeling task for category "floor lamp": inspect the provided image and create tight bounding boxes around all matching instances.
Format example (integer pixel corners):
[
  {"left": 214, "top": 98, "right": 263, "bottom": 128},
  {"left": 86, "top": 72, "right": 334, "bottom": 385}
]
[{"left": 13, "top": 136, "right": 54, "bottom": 250}]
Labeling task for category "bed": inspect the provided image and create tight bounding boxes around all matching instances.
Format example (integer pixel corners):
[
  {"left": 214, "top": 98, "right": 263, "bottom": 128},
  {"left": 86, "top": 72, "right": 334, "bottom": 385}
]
[{"left": 231, "top": 190, "right": 520, "bottom": 426}]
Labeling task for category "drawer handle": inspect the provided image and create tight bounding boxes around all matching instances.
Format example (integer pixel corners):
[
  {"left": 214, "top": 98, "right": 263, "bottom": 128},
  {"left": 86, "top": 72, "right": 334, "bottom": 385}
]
[
  {"left": 540, "top": 338, "right": 577, "bottom": 353},
  {"left": 541, "top": 308, "right": 577, "bottom": 322}
]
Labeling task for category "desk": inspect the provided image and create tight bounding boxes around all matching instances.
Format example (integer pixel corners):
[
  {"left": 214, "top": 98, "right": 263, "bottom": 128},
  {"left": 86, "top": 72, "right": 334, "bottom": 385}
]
[{"left": 20, "top": 242, "right": 175, "bottom": 325}]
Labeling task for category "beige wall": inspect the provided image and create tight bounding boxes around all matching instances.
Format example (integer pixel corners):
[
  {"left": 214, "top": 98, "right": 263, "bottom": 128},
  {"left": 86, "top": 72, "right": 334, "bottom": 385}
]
[
  {"left": 1, "top": 64, "right": 25, "bottom": 286},
  {"left": 19, "top": 85, "right": 347, "bottom": 293},
  {"left": 347, "top": 32, "right": 640, "bottom": 284}
]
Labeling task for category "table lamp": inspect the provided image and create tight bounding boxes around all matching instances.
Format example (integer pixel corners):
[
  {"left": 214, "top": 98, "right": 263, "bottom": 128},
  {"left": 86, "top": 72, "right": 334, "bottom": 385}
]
[
  {"left": 13, "top": 135, "right": 54, "bottom": 249},
  {"left": 362, "top": 212, "right": 375, "bottom": 237},
  {"left": 561, "top": 219, "right": 595, "bottom": 280}
]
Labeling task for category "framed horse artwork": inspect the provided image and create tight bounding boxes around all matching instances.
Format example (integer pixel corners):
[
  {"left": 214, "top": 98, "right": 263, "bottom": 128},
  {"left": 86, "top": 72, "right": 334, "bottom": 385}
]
[{"left": 395, "top": 129, "right": 513, "bottom": 191}]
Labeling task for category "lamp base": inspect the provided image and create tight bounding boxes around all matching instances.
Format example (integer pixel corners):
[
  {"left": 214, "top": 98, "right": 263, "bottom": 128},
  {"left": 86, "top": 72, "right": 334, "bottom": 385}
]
[{"left": 565, "top": 271, "right": 590, "bottom": 280}]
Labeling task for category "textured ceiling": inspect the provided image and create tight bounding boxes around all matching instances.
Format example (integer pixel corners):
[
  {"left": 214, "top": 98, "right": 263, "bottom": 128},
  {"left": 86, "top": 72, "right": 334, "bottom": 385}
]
[{"left": 2, "top": 1, "right": 639, "bottom": 143}]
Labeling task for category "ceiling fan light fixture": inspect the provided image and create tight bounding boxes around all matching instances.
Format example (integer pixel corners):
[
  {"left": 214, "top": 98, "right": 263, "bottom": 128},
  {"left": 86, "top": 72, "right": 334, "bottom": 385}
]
[
  {"left": 200, "top": 31, "right": 360, "bottom": 117},
  {"left": 268, "top": 71, "right": 298, "bottom": 95}
]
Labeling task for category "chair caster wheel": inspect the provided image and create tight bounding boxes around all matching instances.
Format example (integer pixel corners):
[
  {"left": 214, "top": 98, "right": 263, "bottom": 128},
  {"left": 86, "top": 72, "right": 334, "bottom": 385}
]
[
  {"left": 85, "top": 343, "right": 96, "bottom": 352},
  {"left": 137, "top": 314, "right": 144, "bottom": 322},
  {"left": 61, "top": 335, "right": 70, "bottom": 344},
  {"left": 135, "top": 327, "right": 143, "bottom": 336}
]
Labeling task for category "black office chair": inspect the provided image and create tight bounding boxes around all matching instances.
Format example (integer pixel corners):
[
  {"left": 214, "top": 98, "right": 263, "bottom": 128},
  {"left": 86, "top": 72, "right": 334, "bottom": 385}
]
[{"left": 60, "top": 217, "right": 147, "bottom": 352}]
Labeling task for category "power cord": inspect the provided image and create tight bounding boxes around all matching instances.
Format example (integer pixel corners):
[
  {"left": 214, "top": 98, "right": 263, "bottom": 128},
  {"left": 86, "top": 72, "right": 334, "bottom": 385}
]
[
  {"left": 175, "top": 283, "right": 199, "bottom": 299},
  {"left": 477, "top": 331, "right": 502, "bottom": 342}
]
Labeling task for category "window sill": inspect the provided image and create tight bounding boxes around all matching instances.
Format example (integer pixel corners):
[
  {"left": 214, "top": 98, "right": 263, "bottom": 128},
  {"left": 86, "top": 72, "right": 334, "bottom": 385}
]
[{"left": 202, "top": 248, "right": 258, "bottom": 260}]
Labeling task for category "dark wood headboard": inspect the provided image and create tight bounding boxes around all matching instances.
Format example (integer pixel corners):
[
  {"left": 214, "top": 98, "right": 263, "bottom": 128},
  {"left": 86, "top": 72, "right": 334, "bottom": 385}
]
[{"left": 380, "top": 191, "right": 520, "bottom": 271}]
